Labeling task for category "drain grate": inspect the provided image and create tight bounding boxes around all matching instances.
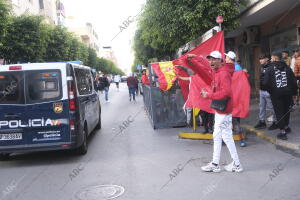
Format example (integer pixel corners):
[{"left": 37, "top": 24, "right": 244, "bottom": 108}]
[{"left": 75, "top": 185, "right": 125, "bottom": 200}]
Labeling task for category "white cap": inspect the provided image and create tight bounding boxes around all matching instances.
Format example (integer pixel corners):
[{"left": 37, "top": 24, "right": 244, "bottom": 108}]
[
  {"left": 225, "top": 51, "right": 236, "bottom": 60},
  {"left": 207, "top": 51, "right": 222, "bottom": 59}
]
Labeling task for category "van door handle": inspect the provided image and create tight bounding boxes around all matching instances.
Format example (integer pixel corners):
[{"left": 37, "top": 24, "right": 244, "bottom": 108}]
[
  {"left": 81, "top": 97, "right": 90, "bottom": 103},
  {"left": 82, "top": 100, "right": 89, "bottom": 104},
  {"left": 5, "top": 114, "right": 20, "bottom": 119}
]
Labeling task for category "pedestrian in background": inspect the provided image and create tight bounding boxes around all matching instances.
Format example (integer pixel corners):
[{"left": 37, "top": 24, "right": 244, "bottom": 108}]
[
  {"left": 263, "top": 52, "right": 297, "bottom": 140},
  {"left": 293, "top": 49, "right": 300, "bottom": 106},
  {"left": 100, "top": 74, "right": 110, "bottom": 102},
  {"left": 254, "top": 54, "right": 277, "bottom": 130},
  {"left": 290, "top": 49, "right": 297, "bottom": 72},
  {"left": 141, "top": 70, "right": 150, "bottom": 85},
  {"left": 127, "top": 73, "right": 138, "bottom": 101},
  {"left": 95, "top": 74, "right": 100, "bottom": 91},
  {"left": 199, "top": 110, "right": 214, "bottom": 133},
  {"left": 134, "top": 74, "right": 139, "bottom": 95},
  {"left": 114, "top": 74, "right": 121, "bottom": 91},
  {"left": 282, "top": 51, "right": 291, "bottom": 67},
  {"left": 234, "top": 59, "right": 243, "bottom": 71}
]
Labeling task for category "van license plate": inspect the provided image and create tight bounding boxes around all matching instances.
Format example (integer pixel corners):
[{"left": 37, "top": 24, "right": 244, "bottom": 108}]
[{"left": 0, "top": 133, "right": 22, "bottom": 141}]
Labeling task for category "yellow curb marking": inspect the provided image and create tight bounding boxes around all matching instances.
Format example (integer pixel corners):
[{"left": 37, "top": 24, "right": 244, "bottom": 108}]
[
  {"left": 178, "top": 132, "right": 241, "bottom": 141},
  {"left": 242, "top": 124, "right": 300, "bottom": 151}
]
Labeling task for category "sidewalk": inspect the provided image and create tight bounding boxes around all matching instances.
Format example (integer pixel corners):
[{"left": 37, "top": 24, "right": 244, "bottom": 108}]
[{"left": 241, "top": 99, "right": 300, "bottom": 156}]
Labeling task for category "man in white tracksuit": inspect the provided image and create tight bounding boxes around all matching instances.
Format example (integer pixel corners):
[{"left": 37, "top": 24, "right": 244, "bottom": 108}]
[
  {"left": 187, "top": 51, "right": 243, "bottom": 173},
  {"left": 114, "top": 75, "right": 121, "bottom": 91}
]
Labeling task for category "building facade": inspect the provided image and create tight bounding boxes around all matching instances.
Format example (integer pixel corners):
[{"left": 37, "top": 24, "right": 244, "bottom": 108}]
[
  {"left": 6, "top": 0, "right": 65, "bottom": 25},
  {"left": 55, "top": 0, "right": 65, "bottom": 25},
  {"left": 101, "top": 46, "right": 118, "bottom": 65},
  {"left": 66, "top": 18, "right": 101, "bottom": 56},
  {"left": 226, "top": 0, "right": 300, "bottom": 96}
]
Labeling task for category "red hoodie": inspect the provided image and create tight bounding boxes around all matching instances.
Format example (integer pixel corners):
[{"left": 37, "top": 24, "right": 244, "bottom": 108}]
[
  {"left": 189, "top": 56, "right": 234, "bottom": 114},
  {"left": 207, "top": 63, "right": 234, "bottom": 114},
  {"left": 141, "top": 74, "right": 150, "bottom": 85}
]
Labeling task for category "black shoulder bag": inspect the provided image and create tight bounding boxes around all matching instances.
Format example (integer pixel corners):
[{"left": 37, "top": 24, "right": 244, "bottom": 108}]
[{"left": 210, "top": 81, "right": 229, "bottom": 111}]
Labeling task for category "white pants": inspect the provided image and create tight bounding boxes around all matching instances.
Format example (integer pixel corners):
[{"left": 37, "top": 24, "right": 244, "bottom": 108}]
[{"left": 212, "top": 113, "right": 240, "bottom": 166}]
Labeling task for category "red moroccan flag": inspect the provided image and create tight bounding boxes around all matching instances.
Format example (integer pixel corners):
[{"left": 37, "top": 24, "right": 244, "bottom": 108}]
[
  {"left": 184, "top": 74, "right": 214, "bottom": 113},
  {"left": 174, "top": 66, "right": 190, "bottom": 101},
  {"left": 173, "top": 31, "right": 225, "bottom": 67},
  {"left": 172, "top": 31, "right": 224, "bottom": 109},
  {"left": 184, "top": 71, "right": 251, "bottom": 117},
  {"left": 232, "top": 70, "right": 250, "bottom": 118}
]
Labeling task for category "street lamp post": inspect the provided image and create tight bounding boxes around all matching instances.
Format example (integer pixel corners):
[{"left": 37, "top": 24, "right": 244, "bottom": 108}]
[{"left": 216, "top": 16, "right": 224, "bottom": 30}]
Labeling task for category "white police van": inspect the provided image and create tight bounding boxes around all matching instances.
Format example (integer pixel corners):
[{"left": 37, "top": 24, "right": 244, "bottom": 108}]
[{"left": 0, "top": 62, "right": 101, "bottom": 159}]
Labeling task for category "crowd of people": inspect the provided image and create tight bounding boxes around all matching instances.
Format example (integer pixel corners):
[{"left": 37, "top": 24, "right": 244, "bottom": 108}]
[
  {"left": 95, "top": 73, "right": 142, "bottom": 103},
  {"left": 95, "top": 48, "right": 299, "bottom": 173},
  {"left": 255, "top": 49, "right": 298, "bottom": 140},
  {"left": 192, "top": 48, "right": 299, "bottom": 173},
  {"left": 168, "top": 48, "right": 297, "bottom": 173}
]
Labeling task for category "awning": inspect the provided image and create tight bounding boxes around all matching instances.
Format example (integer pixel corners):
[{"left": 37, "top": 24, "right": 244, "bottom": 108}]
[{"left": 226, "top": 0, "right": 300, "bottom": 38}]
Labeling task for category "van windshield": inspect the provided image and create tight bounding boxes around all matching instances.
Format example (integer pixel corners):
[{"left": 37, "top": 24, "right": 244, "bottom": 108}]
[{"left": 0, "top": 70, "right": 62, "bottom": 104}]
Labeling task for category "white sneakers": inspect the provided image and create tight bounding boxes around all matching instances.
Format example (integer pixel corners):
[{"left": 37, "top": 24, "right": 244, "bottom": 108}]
[
  {"left": 201, "top": 162, "right": 221, "bottom": 173},
  {"left": 224, "top": 161, "right": 243, "bottom": 172},
  {"left": 201, "top": 161, "right": 243, "bottom": 173}
]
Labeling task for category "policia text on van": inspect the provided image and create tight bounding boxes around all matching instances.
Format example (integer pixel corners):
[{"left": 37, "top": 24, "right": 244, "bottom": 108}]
[{"left": 0, "top": 62, "right": 101, "bottom": 159}]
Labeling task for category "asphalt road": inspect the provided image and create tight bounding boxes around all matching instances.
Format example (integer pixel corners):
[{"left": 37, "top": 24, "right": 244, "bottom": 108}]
[{"left": 0, "top": 83, "right": 299, "bottom": 200}]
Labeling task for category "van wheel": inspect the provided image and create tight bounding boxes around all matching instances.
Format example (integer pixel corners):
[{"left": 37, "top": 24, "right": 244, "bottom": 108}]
[
  {"left": 0, "top": 153, "right": 10, "bottom": 161},
  {"left": 95, "top": 110, "right": 101, "bottom": 130},
  {"left": 76, "top": 128, "right": 88, "bottom": 155}
]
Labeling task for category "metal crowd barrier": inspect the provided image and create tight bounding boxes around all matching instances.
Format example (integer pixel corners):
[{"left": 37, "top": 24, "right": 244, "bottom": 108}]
[{"left": 142, "top": 65, "right": 186, "bottom": 129}]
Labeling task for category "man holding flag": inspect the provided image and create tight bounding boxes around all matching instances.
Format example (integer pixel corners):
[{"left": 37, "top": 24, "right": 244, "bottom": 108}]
[{"left": 187, "top": 50, "right": 243, "bottom": 173}]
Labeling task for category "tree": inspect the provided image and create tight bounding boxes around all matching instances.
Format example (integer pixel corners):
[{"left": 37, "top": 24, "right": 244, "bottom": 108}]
[
  {"left": 44, "top": 25, "right": 71, "bottom": 62},
  {"left": 0, "top": 0, "right": 11, "bottom": 50},
  {"left": 96, "top": 57, "right": 109, "bottom": 73},
  {"left": 68, "top": 37, "right": 82, "bottom": 62},
  {"left": 87, "top": 47, "right": 98, "bottom": 68},
  {"left": 1, "top": 15, "right": 48, "bottom": 63},
  {"left": 0, "top": 5, "right": 124, "bottom": 75},
  {"left": 134, "top": 0, "right": 245, "bottom": 63},
  {"left": 77, "top": 42, "right": 89, "bottom": 64},
  {"left": 133, "top": 29, "right": 156, "bottom": 66},
  {"left": 95, "top": 57, "right": 124, "bottom": 75}
]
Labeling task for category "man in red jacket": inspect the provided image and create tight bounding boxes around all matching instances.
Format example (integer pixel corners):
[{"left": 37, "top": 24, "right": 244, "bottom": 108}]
[
  {"left": 141, "top": 70, "right": 150, "bottom": 85},
  {"left": 127, "top": 73, "right": 138, "bottom": 101},
  {"left": 187, "top": 50, "right": 243, "bottom": 173}
]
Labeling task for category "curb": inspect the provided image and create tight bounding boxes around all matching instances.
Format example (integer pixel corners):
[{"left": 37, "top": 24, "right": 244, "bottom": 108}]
[{"left": 242, "top": 124, "right": 300, "bottom": 154}]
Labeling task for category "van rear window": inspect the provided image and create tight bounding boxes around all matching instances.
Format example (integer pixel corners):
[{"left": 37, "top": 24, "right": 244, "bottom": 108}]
[
  {"left": 0, "top": 72, "right": 24, "bottom": 104},
  {"left": 26, "top": 70, "right": 62, "bottom": 103},
  {"left": 0, "top": 70, "right": 62, "bottom": 105}
]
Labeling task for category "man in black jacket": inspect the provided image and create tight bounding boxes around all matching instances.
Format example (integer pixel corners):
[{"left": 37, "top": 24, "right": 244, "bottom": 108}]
[
  {"left": 99, "top": 74, "right": 110, "bottom": 102},
  {"left": 263, "top": 52, "right": 298, "bottom": 140},
  {"left": 254, "top": 54, "right": 277, "bottom": 130}
]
